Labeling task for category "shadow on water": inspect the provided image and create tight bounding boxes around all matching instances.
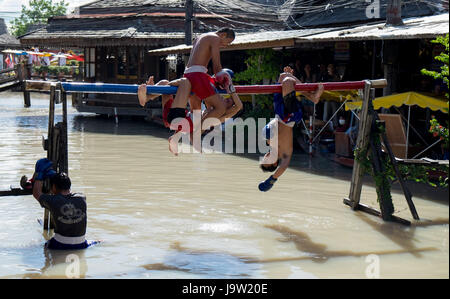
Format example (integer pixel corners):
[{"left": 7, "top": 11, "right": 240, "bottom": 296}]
[
  {"left": 256, "top": 224, "right": 439, "bottom": 264},
  {"left": 353, "top": 214, "right": 448, "bottom": 258},
  {"left": 142, "top": 218, "right": 449, "bottom": 277},
  {"left": 141, "top": 222, "right": 441, "bottom": 276},
  {"left": 71, "top": 115, "right": 449, "bottom": 203},
  {"left": 142, "top": 242, "right": 256, "bottom": 278}
]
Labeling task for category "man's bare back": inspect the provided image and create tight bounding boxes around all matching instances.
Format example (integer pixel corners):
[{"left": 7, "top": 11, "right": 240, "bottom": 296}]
[{"left": 187, "top": 33, "right": 221, "bottom": 70}]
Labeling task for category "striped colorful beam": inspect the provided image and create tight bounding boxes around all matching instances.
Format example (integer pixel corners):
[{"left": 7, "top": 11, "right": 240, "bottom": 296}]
[{"left": 61, "top": 80, "right": 386, "bottom": 95}]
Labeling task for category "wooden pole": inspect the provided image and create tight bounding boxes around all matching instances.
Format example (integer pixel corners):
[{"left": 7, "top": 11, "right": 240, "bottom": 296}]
[
  {"left": 387, "top": 0, "right": 403, "bottom": 26},
  {"left": 348, "top": 82, "right": 374, "bottom": 209},
  {"left": 18, "top": 65, "right": 31, "bottom": 108},
  {"left": 369, "top": 120, "right": 394, "bottom": 220},
  {"left": 378, "top": 119, "right": 420, "bottom": 220},
  {"left": 43, "top": 84, "right": 57, "bottom": 231},
  {"left": 185, "top": 0, "right": 194, "bottom": 46},
  {"left": 60, "top": 88, "right": 69, "bottom": 174}
]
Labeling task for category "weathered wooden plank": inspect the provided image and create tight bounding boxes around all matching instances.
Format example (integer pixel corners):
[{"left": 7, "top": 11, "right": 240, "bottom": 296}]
[
  {"left": 25, "top": 80, "right": 53, "bottom": 92},
  {"left": 43, "top": 84, "right": 57, "bottom": 231},
  {"left": 378, "top": 119, "right": 420, "bottom": 220},
  {"left": 348, "top": 83, "right": 374, "bottom": 209},
  {"left": 343, "top": 198, "right": 411, "bottom": 226},
  {"left": 396, "top": 158, "right": 449, "bottom": 166},
  {"left": 0, "top": 188, "right": 32, "bottom": 197}
]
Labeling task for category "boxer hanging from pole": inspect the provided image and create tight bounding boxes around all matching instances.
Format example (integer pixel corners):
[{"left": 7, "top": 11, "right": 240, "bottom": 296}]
[
  {"left": 258, "top": 66, "right": 324, "bottom": 192},
  {"left": 138, "top": 73, "right": 242, "bottom": 155}
]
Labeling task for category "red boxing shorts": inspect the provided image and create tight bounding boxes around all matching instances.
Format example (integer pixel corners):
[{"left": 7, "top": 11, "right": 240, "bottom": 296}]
[
  {"left": 163, "top": 98, "right": 193, "bottom": 133},
  {"left": 184, "top": 66, "right": 218, "bottom": 101}
]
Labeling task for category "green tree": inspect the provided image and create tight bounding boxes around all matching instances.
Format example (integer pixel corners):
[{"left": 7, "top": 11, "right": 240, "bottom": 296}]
[
  {"left": 234, "top": 49, "right": 284, "bottom": 120},
  {"left": 234, "top": 48, "right": 282, "bottom": 84},
  {"left": 11, "top": 0, "right": 68, "bottom": 37},
  {"left": 421, "top": 34, "right": 449, "bottom": 149}
]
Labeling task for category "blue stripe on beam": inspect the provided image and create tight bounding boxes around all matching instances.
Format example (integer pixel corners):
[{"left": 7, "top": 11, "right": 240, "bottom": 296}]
[{"left": 61, "top": 82, "right": 181, "bottom": 95}]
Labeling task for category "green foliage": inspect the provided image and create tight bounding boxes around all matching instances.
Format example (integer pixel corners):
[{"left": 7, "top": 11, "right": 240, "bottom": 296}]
[
  {"left": 234, "top": 49, "right": 283, "bottom": 85},
  {"left": 11, "top": 0, "right": 68, "bottom": 37},
  {"left": 67, "top": 60, "right": 81, "bottom": 67},
  {"left": 241, "top": 95, "right": 274, "bottom": 121},
  {"left": 429, "top": 117, "right": 449, "bottom": 149},
  {"left": 421, "top": 35, "right": 449, "bottom": 147},
  {"left": 234, "top": 49, "right": 284, "bottom": 121},
  {"left": 33, "top": 65, "right": 49, "bottom": 74},
  {"left": 33, "top": 65, "right": 77, "bottom": 76},
  {"left": 356, "top": 123, "right": 449, "bottom": 201},
  {"left": 421, "top": 34, "right": 449, "bottom": 99}
]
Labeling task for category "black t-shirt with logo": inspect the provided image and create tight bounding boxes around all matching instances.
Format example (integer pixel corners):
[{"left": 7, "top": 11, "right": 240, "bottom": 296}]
[{"left": 38, "top": 193, "right": 87, "bottom": 237}]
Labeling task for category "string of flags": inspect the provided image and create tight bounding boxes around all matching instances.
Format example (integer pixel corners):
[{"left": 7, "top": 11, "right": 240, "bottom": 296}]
[{"left": 2, "top": 49, "right": 84, "bottom": 68}]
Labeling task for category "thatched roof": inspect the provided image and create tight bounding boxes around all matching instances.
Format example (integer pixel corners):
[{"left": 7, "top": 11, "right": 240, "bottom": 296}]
[
  {"left": 20, "top": 0, "right": 284, "bottom": 47},
  {"left": 78, "top": 0, "right": 280, "bottom": 21},
  {"left": 19, "top": 0, "right": 448, "bottom": 48},
  {"left": 0, "top": 18, "right": 20, "bottom": 48}
]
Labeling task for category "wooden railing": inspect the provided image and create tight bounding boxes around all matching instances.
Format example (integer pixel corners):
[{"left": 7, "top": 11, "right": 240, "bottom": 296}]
[{"left": 0, "top": 66, "right": 19, "bottom": 85}]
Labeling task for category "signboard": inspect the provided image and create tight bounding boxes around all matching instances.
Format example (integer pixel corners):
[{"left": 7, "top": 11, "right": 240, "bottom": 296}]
[{"left": 334, "top": 42, "right": 350, "bottom": 62}]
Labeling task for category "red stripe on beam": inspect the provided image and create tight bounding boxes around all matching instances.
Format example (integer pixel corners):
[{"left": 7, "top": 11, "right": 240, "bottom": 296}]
[{"left": 235, "top": 81, "right": 367, "bottom": 94}]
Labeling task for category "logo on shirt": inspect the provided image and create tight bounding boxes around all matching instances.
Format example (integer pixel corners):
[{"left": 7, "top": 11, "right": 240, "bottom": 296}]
[{"left": 58, "top": 203, "right": 85, "bottom": 225}]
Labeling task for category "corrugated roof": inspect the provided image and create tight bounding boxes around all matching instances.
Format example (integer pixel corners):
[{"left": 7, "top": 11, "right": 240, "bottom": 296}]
[
  {"left": 299, "top": 13, "right": 449, "bottom": 42},
  {"left": 148, "top": 28, "right": 332, "bottom": 55},
  {"left": 148, "top": 13, "right": 449, "bottom": 55},
  {"left": 20, "top": 6, "right": 284, "bottom": 47},
  {"left": 285, "top": 0, "right": 446, "bottom": 28}
]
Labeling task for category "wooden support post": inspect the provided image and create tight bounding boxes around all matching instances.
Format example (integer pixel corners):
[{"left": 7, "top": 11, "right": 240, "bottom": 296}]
[
  {"left": 348, "top": 82, "right": 374, "bottom": 209},
  {"left": 43, "top": 84, "right": 57, "bottom": 231},
  {"left": 369, "top": 119, "right": 394, "bottom": 220},
  {"left": 377, "top": 118, "right": 420, "bottom": 220},
  {"left": 42, "top": 83, "right": 70, "bottom": 231},
  {"left": 17, "top": 65, "right": 31, "bottom": 107},
  {"left": 343, "top": 199, "right": 411, "bottom": 226},
  {"left": 60, "top": 90, "right": 69, "bottom": 174},
  {"left": 23, "top": 89, "right": 31, "bottom": 108}
]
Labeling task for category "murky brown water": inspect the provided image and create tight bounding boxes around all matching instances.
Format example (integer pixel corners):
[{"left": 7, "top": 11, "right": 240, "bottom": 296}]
[{"left": 0, "top": 91, "right": 448, "bottom": 278}]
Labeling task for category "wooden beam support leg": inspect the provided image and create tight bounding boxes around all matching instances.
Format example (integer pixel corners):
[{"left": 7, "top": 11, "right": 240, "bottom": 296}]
[{"left": 348, "top": 82, "right": 374, "bottom": 209}]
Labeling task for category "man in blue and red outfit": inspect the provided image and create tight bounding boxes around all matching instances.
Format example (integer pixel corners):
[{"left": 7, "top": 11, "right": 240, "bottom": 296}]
[{"left": 258, "top": 66, "right": 324, "bottom": 192}]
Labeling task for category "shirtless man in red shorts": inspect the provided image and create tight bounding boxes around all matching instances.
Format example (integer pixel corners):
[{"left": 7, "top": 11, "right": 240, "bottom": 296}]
[
  {"left": 166, "top": 28, "right": 236, "bottom": 131},
  {"left": 138, "top": 75, "right": 242, "bottom": 155}
]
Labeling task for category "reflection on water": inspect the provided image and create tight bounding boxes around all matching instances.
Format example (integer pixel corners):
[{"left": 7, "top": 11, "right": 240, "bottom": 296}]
[{"left": 0, "top": 91, "right": 448, "bottom": 279}]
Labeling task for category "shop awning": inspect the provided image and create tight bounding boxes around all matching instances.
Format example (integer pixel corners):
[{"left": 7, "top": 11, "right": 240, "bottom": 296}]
[{"left": 345, "top": 92, "right": 449, "bottom": 112}]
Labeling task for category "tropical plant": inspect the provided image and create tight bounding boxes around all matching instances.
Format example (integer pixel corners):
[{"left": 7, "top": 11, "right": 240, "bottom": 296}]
[{"left": 421, "top": 34, "right": 449, "bottom": 149}]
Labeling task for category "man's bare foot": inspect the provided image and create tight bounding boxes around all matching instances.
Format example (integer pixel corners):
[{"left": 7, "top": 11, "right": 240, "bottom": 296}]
[
  {"left": 313, "top": 83, "right": 325, "bottom": 103},
  {"left": 302, "top": 83, "right": 324, "bottom": 104},
  {"left": 138, "top": 84, "right": 148, "bottom": 107},
  {"left": 168, "top": 134, "right": 179, "bottom": 156}
]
